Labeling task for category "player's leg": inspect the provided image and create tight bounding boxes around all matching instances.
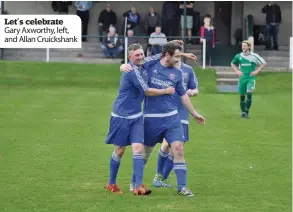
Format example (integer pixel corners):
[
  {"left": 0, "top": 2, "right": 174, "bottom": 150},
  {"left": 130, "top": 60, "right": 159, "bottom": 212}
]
[
  {"left": 131, "top": 143, "right": 152, "bottom": 195},
  {"left": 130, "top": 116, "right": 159, "bottom": 191},
  {"left": 245, "top": 79, "right": 256, "bottom": 117},
  {"left": 155, "top": 139, "right": 170, "bottom": 178},
  {"left": 162, "top": 123, "right": 189, "bottom": 182},
  {"left": 130, "top": 116, "right": 152, "bottom": 195},
  {"left": 238, "top": 79, "right": 247, "bottom": 117},
  {"left": 166, "top": 119, "right": 194, "bottom": 196},
  {"left": 130, "top": 145, "right": 154, "bottom": 192},
  {"left": 105, "top": 116, "right": 129, "bottom": 193},
  {"left": 153, "top": 139, "right": 173, "bottom": 188},
  {"left": 106, "top": 145, "right": 126, "bottom": 193}
]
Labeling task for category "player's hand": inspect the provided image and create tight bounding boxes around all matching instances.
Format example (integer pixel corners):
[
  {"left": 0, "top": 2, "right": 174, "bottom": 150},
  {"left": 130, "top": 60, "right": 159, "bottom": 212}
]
[
  {"left": 187, "top": 89, "right": 198, "bottom": 97},
  {"left": 193, "top": 114, "right": 205, "bottom": 125},
  {"left": 181, "top": 53, "right": 197, "bottom": 60},
  {"left": 250, "top": 70, "right": 259, "bottom": 76},
  {"left": 120, "top": 64, "right": 132, "bottom": 72},
  {"left": 236, "top": 70, "right": 243, "bottom": 76},
  {"left": 165, "top": 86, "right": 175, "bottom": 95}
]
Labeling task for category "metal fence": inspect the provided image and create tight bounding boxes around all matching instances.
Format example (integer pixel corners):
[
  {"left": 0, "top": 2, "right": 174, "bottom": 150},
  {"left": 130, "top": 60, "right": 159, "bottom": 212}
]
[{"left": 43, "top": 35, "right": 207, "bottom": 69}]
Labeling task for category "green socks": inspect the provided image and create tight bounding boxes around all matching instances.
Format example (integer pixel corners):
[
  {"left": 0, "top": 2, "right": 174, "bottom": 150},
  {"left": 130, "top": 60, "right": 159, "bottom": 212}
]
[{"left": 240, "top": 95, "right": 246, "bottom": 113}]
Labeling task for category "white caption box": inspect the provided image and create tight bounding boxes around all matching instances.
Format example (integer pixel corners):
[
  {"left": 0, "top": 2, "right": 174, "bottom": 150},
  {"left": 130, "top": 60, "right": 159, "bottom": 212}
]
[{"left": 0, "top": 15, "right": 82, "bottom": 48}]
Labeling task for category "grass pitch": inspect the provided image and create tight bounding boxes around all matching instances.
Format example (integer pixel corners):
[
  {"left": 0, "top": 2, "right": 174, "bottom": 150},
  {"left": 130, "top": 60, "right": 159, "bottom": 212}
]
[{"left": 0, "top": 61, "right": 291, "bottom": 212}]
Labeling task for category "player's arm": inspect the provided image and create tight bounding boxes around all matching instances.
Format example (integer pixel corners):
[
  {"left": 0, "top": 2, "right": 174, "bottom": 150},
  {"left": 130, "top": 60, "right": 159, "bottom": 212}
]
[
  {"left": 186, "top": 68, "right": 199, "bottom": 97},
  {"left": 251, "top": 54, "right": 266, "bottom": 76},
  {"left": 181, "top": 53, "right": 197, "bottom": 61},
  {"left": 180, "top": 94, "right": 204, "bottom": 124},
  {"left": 231, "top": 55, "right": 243, "bottom": 77},
  {"left": 144, "top": 53, "right": 162, "bottom": 68},
  {"left": 129, "top": 68, "right": 175, "bottom": 96},
  {"left": 145, "top": 87, "right": 175, "bottom": 96},
  {"left": 119, "top": 54, "right": 162, "bottom": 72},
  {"left": 175, "top": 73, "right": 205, "bottom": 124}
]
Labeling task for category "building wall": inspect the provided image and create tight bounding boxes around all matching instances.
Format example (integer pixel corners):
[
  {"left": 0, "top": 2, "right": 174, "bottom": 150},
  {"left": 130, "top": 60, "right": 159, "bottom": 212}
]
[
  {"left": 4, "top": 1, "right": 214, "bottom": 41},
  {"left": 243, "top": 1, "right": 292, "bottom": 46},
  {"left": 4, "top": 1, "right": 292, "bottom": 45}
]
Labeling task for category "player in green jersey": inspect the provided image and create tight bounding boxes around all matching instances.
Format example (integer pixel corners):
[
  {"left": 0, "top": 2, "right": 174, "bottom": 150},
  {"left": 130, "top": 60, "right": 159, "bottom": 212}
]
[{"left": 231, "top": 40, "right": 266, "bottom": 118}]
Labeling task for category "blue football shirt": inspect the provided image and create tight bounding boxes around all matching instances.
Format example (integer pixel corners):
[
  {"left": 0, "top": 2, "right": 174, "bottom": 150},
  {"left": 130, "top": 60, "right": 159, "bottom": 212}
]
[
  {"left": 111, "top": 54, "right": 161, "bottom": 118},
  {"left": 176, "top": 63, "right": 198, "bottom": 124},
  {"left": 144, "top": 61, "right": 186, "bottom": 115}
]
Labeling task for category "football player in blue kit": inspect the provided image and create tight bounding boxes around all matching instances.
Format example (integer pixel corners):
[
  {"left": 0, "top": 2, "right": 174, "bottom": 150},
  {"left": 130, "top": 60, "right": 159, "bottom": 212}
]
[
  {"left": 122, "top": 42, "right": 205, "bottom": 196},
  {"left": 105, "top": 43, "right": 175, "bottom": 195},
  {"left": 153, "top": 59, "right": 199, "bottom": 188},
  {"left": 142, "top": 42, "right": 205, "bottom": 196}
]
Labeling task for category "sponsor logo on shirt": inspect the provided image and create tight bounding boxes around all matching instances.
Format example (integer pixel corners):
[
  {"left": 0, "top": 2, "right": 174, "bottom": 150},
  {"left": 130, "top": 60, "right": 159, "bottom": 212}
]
[{"left": 169, "top": 73, "right": 175, "bottom": 80}]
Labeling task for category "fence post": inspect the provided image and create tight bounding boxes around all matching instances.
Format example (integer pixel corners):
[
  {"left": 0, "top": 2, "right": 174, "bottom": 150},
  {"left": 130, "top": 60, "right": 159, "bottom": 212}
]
[
  {"left": 46, "top": 48, "right": 50, "bottom": 62},
  {"left": 124, "top": 17, "right": 127, "bottom": 36},
  {"left": 202, "top": 39, "right": 206, "bottom": 69},
  {"left": 124, "top": 37, "right": 128, "bottom": 64},
  {"left": 289, "top": 37, "right": 293, "bottom": 71}
]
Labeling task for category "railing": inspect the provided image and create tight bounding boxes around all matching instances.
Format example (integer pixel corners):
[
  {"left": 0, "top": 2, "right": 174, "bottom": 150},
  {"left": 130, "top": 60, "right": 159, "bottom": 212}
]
[
  {"left": 43, "top": 34, "right": 206, "bottom": 69},
  {"left": 289, "top": 37, "right": 293, "bottom": 69}
]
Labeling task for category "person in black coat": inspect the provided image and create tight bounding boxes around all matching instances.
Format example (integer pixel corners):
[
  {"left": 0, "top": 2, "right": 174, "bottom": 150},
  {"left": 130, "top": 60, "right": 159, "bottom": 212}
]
[
  {"left": 262, "top": 1, "right": 282, "bottom": 50},
  {"left": 98, "top": 4, "right": 117, "bottom": 42}
]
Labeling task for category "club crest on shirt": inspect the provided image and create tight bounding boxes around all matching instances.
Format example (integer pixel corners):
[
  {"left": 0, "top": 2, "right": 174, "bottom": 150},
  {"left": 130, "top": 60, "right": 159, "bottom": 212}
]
[{"left": 169, "top": 73, "right": 175, "bottom": 80}]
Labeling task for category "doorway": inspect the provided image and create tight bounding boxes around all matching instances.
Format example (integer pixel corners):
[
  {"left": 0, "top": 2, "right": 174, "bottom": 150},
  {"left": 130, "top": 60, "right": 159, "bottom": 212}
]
[{"left": 213, "top": 1, "right": 232, "bottom": 45}]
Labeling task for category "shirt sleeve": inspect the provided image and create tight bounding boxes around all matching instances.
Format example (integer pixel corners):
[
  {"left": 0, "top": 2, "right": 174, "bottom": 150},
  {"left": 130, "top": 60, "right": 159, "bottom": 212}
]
[
  {"left": 188, "top": 68, "right": 198, "bottom": 89},
  {"left": 175, "top": 71, "right": 187, "bottom": 97},
  {"left": 128, "top": 68, "right": 149, "bottom": 92},
  {"left": 253, "top": 53, "right": 266, "bottom": 65},
  {"left": 144, "top": 53, "right": 162, "bottom": 69}
]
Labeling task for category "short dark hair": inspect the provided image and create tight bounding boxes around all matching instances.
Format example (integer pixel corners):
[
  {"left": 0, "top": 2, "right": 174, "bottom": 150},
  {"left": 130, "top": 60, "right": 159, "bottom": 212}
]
[
  {"left": 127, "top": 43, "right": 143, "bottom": 55},
  {"left": 162, "top": 42, "right": 183, "bottom": 57}
]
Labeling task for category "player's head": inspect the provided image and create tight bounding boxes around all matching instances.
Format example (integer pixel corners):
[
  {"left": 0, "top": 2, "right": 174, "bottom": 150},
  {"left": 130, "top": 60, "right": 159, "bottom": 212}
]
[
  {"left": 242, "top": 40, "right": 251, "bottom": 53},
  {"left": 128, "top": 43, "right": 145, "bottom": 66},
  {"left": 162, "top": 42, "right": 183, "bottom": 66}
]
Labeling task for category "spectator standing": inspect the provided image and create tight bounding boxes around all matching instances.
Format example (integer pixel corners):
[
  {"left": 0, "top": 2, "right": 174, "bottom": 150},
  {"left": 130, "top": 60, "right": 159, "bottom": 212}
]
[
  {"left": 123, "top": 7, "right": 141, "bottom": 35},
  {"left": 98, "top": 4, "right": 117, "bottom": 42},
  {"left": 179, "top": 1, "right": 194, "bottom": 44},
  {"left": 148, "top": 26, "right": 167, "bottom": 55},
  {"left": 200, "top": 14, "right": 215, "bottom": 67},
  {"left": 262, "top": 1, "right": 282, "bottom": 50},
  {"left": 101, "top": 27, "right": 124, "bottom": 58},
  {"left": 75, "top": 1, "right": 92, "bottom": 42},
  {"left": 145, "top": 7, "right": 161, "bottom": 36}
]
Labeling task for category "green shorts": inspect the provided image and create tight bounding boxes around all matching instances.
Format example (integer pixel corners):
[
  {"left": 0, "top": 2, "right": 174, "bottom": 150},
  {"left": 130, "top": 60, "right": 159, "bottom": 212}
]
[{"left": 238, "top": 78, "right": 256, "bottom": 95}]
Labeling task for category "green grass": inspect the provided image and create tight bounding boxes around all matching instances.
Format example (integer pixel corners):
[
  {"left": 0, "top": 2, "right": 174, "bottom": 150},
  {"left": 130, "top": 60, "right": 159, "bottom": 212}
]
[{"left": 0, "top": 61, "right": 291, "bottom": 212}]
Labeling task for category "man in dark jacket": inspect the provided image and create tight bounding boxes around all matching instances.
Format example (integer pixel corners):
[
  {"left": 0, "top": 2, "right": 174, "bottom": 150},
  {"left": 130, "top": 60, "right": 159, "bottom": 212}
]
[
  {"left": 98, "top": 4, "right": 117, "bottom": 42},
  {"left": 123, "top": 7, "right": 141, "bottom": 35},
  {"left": 145, "top": 7, "right": 161, "bottom": 36},
  {"left": 262, "top": 1, "right": 282, "bottom": 50}
]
